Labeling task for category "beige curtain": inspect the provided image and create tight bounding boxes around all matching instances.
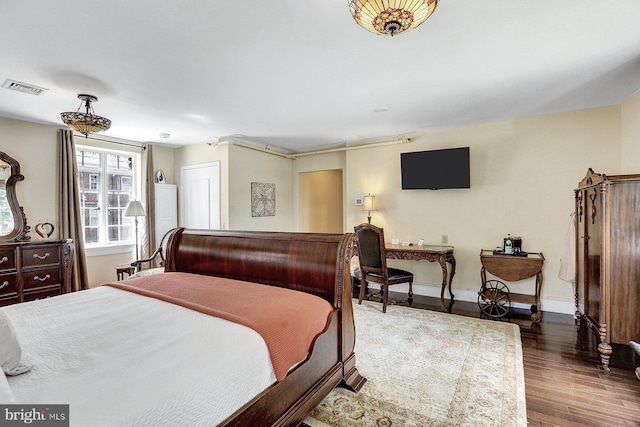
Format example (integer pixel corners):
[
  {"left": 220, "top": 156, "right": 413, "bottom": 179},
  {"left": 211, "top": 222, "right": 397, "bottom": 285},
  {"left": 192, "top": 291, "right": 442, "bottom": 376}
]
[
  {"left": 141, "top": 144, "right": 156, "bottom": 261},
  {"left": 58, "top": 129, "right": 89, "bottom": 291}
]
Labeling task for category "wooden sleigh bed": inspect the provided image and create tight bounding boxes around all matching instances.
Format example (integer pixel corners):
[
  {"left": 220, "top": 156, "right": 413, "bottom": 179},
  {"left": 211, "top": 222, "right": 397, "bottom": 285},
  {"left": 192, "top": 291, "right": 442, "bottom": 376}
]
[{"left": 1, "top": 228, "right": 366, "bottom": 426}]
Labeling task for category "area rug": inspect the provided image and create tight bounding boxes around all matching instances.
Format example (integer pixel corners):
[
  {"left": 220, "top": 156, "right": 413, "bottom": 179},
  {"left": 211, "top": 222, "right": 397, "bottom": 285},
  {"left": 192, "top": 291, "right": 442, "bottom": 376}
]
[{"left": 305, "top": 301, "right": 527, "bottom": 426}]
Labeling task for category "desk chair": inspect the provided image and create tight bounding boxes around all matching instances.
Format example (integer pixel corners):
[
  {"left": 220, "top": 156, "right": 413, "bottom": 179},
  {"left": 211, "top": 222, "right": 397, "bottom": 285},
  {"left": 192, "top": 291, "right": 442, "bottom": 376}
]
[{"left": 354, "top": 223, "right": 414, "bottom": 313}]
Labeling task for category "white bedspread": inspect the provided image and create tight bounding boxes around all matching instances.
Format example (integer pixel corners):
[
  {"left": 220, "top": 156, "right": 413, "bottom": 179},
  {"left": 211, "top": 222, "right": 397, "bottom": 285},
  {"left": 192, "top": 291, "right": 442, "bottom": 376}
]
[{"left": 2, "top": 286, "right": 276, "bottom": 426}]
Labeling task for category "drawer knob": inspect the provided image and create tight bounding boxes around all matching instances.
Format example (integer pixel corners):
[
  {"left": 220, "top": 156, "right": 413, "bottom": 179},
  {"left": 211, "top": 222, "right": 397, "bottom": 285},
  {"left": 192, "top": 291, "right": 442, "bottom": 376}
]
[
  {"left": 0, "top": 256, "right": 8, "bottom": 264},
  {"left": 33, "top": 253, "right": 51, "bottom": 260},
  {"left": 34, "top": 274, "right": 51, "bottom": 282},
  {"left": 0, "top": 281, "right": 8, "bottom": 290}
]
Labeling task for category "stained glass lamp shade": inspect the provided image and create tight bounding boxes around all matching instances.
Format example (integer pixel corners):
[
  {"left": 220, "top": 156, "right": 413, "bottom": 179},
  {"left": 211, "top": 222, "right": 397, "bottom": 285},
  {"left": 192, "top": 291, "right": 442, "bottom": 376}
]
[
  {"left": 61, "top": 94, "right": 112, "bottom": 137},
  {"left": 348, "top": 0, "right": 439, "bottom": 36}
]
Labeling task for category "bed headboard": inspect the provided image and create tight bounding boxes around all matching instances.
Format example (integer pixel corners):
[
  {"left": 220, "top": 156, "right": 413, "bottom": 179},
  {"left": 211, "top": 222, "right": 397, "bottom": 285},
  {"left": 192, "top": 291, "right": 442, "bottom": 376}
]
[{"left": 163, "top": 228, "right": 355, "bottom": 307}]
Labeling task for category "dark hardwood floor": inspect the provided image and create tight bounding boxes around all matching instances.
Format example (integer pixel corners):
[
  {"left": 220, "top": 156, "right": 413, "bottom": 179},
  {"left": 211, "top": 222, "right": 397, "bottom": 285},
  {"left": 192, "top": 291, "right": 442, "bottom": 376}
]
[{"left": 381, "top": 291, "right": 640, "bottom": 426}]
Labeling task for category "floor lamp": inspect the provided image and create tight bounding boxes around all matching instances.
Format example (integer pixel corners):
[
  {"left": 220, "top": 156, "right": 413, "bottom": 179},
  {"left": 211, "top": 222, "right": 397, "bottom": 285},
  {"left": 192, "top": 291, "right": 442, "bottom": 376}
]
[{"left": 124, "top": 200, "right": 145, "bottom": 260}]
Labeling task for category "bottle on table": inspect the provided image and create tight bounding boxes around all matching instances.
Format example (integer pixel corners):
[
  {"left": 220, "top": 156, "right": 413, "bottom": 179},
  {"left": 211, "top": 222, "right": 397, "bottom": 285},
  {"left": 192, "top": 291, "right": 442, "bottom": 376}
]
[{"left": 504, "top": 234, "right": 513, "bottom": 255}]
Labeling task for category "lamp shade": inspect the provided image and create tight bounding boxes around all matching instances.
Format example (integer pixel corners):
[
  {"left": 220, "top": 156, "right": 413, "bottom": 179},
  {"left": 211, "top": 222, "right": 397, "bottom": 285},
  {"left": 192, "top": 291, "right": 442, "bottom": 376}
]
[
  {"left": 124, "top": 200, "right": 145, "bottom": 217},
  {"left": 60, "top": 112, "right": 111, "bottom": 136},
  {"left": 362, "top": 194, "right": 376, "bottom": 212},
  {"left": 60, "top": 94, "right": 112, "bottom": 138},
  {"left": 348, "top": 0, "right": 439, "bottom": 36}
]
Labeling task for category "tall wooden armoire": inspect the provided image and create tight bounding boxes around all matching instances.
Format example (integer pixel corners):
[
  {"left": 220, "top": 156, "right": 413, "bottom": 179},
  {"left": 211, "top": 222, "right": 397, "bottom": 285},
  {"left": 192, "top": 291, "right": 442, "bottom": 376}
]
[{"left": 575, "top": 168, "right": 640, "bottom": 372}]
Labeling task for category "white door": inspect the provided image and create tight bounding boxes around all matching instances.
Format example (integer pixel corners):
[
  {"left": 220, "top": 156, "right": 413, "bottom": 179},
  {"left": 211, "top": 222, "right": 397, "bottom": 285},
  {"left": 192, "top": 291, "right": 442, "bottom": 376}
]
[
  {"left": 154, "top": 183, "right": 177, "bottom": 244},
  {"left": 180, "top": 162, "right": 221, "bottom": 230}
]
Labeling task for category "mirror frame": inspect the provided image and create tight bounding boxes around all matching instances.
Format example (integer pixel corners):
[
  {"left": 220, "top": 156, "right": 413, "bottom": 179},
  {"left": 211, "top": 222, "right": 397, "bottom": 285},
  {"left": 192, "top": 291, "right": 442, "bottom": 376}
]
[{"left": 0, "top": 152, "right": 29, "bottom": 241}]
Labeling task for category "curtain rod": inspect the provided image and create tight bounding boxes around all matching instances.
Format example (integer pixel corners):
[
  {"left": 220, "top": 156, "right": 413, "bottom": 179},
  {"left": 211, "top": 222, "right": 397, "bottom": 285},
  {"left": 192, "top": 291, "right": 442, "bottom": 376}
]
[{"left": 80, "top": 134, "right": 143, "bottom": 149}]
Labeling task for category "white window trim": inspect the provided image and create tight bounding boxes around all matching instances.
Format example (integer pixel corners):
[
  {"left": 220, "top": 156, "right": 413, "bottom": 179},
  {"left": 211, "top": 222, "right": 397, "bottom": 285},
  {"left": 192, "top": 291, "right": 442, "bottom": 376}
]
[
  {"left": 85, "top": 243, "right": 136, "bottom": 257},
  {"left": 76, "top": 144, "right": 142, "bottom": 253}
]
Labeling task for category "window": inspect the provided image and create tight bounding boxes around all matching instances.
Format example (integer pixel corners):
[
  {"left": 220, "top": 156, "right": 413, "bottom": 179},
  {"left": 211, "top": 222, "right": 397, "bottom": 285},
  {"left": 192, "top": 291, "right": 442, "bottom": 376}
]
[{"left": 76, "top": 146, "right": 140, "bottom": 248}]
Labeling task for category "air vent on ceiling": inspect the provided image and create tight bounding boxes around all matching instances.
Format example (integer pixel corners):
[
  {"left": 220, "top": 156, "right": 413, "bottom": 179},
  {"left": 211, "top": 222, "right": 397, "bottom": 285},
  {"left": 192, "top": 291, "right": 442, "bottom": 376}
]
[{"left": 2, "top": 79, "right": 48, "bottom": 96}]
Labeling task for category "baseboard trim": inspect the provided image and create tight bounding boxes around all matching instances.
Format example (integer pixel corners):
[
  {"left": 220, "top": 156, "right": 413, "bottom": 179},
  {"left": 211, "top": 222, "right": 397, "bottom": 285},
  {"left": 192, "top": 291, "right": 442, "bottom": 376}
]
[{"left": 361, "top": 282, "right": 575, "bottom": 315}]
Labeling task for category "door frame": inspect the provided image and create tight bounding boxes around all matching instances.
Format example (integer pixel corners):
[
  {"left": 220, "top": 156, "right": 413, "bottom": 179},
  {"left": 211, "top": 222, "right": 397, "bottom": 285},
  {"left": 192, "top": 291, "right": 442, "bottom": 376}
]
[{"left": 180, "top": 161, "right": 221, "bottom": 230}]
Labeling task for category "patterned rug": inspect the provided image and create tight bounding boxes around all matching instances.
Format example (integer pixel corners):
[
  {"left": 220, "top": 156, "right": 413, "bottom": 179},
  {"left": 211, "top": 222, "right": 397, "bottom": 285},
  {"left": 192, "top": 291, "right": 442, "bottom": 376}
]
[{"left": 304, "top": 301, "right": 527, "bottom": 426}]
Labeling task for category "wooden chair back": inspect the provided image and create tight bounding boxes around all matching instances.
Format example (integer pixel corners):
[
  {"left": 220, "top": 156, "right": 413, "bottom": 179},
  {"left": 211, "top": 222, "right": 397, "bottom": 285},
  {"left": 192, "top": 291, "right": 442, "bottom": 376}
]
[{"left": 354, "top": 223, "right": 388, "bottom": 280}]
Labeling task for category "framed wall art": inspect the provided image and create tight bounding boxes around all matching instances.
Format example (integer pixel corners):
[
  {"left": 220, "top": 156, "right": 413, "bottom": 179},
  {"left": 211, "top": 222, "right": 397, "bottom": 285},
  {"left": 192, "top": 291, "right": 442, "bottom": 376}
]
[{"left": 251, "top": 182, "right": 275, "bottom": 217}]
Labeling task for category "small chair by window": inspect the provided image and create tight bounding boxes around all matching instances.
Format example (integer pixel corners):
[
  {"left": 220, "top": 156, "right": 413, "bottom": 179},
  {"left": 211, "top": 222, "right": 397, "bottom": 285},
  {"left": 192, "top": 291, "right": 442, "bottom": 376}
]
[
  {"left": 130, "top": 228, "right": 176, "bottom": 275},
  {"left": 354, "top": 223, "right": 414, "bottom": 313}
]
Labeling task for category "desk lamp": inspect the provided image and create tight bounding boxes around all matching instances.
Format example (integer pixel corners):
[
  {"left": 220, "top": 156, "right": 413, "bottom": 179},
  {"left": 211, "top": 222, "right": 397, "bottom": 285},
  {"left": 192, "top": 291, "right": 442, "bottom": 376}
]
[{"left": 363, "top": 194, "right": 376, "bottom": 223}]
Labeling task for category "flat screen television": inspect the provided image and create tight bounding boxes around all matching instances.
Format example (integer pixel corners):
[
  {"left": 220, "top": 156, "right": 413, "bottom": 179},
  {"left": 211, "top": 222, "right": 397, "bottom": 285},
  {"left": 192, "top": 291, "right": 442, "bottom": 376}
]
[{"left": 401, "top": 147, "right": 470, "bottom": 190}]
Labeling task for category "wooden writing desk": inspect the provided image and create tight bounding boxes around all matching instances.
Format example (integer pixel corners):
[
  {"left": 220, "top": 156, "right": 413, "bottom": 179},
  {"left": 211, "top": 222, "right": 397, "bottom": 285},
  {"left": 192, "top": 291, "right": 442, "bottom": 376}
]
[{"left": 385, "top": 244, "right": 456, "bottom": 311}]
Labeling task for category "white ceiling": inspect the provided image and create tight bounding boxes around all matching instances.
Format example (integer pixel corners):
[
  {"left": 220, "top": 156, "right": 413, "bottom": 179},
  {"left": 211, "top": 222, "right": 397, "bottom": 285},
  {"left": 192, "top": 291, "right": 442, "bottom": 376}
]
[{"left": 1, "top": 0, "right": 640, "bottom": 153}]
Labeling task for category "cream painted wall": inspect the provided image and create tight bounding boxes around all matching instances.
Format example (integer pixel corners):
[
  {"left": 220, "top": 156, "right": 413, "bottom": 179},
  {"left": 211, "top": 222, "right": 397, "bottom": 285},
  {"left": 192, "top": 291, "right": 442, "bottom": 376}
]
[
  {"left": 172, "top": 143, "right": 294, "bottom": 231},
  {"left": 621, "top": 89, "right": 640, "bottom": 173},
  {"left": 3, "top": 97, "right": 638, "bottom": 311},
  {"left": 0, "top": 117, "right": 58, "bottom": 236},
  {"left": 87, "top": 253, "right": 135, "bottom": 287},
  {"left": 152, "top": 144, "right": 175, "bottom": 184},
  {"left": 0, "top": 118, "right": 149, "bottom": 288},
  {"left": 344, "top": 106, "right": 622, "bottom": 314},
  {"left": 227, "top": 145, "right": 293, "bottom": 231},
  {"left": 173, "top": 142, "right": 229, "bottom": 229},
  {"left": 172, "top": 145, "right": 341, "bottom": 233}
]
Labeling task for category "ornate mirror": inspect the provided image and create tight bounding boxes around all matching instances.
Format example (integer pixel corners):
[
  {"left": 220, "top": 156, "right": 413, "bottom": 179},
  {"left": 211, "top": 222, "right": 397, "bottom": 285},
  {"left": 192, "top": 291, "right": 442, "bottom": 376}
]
[{"left": 0, "top": 152, "right": 29, "bottom": 241}]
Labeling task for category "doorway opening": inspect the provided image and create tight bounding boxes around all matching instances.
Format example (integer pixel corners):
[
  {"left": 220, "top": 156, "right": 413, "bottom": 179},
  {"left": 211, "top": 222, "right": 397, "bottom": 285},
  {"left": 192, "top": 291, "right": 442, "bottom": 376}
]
[{"left": 298, "top": 169, "right": 343, "bottom": 233}]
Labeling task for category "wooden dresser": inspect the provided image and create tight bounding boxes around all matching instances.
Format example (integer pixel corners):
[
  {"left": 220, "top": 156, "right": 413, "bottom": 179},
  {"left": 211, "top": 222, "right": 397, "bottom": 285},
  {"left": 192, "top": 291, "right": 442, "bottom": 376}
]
[
  {"left": 0, "top": 240, "right": 74, "bottom": 306},
  {"left": 575, "top": 169, "right": 640, "bottom": 372}
]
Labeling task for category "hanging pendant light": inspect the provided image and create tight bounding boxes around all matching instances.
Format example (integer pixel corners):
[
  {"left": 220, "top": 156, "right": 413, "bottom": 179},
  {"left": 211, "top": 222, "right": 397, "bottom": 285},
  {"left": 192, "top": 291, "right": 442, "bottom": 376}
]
[
  {"left": 348, "top": 0, "right": 439, "bottom": 36},
  {"left": 61, "top": 94, "right": 112, "bottom": 137}
]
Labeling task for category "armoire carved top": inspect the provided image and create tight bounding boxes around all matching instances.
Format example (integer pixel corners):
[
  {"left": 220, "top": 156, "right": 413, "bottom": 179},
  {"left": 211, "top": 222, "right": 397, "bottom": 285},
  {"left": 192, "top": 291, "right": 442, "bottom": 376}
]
[{"left": 576, "top": 168, "right": 640, "bottom": 190}]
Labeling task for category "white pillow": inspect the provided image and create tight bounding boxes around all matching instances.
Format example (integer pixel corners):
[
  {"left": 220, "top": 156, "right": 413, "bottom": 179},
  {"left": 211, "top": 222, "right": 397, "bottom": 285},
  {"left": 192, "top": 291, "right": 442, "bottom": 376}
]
[
  {"left": 0, "top": 370, "right": 15, "bottom": 403},
  {"left": 0, "top": 310, "right": 32, "bottom": 376},
  {"left": 127, "top": 267, "right": 165, "bottom": 280}
]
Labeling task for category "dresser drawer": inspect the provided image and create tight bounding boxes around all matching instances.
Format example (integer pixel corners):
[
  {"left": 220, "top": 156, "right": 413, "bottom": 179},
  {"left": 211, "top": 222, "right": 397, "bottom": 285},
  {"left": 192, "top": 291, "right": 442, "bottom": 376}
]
[
  {"left": 22, "top": 245, "right": 61, "bottom": 268},
  {"left": 0, "top": 273, "right": 18, "bottom": 297},
  {"left": 0, "top": 295, "right": 19, "bottom": 307},
  {"left": 23, "top": 268, "right": 61, "bottom": 290},
  {"left": 0, "top": 247, "right": 16, "bottom": 272},
  {"left": 23, "top": 286, "right": 62, "bottom": 302},
  {"left": 0, "top": 240, "right": 73, "bottom": 307}
]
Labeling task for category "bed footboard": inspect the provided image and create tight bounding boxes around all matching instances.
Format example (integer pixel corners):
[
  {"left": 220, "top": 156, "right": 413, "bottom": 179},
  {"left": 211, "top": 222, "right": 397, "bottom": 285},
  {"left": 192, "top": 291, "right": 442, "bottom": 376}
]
[{"left": 163, "top": 228, "right": 365, "bottom": 426}]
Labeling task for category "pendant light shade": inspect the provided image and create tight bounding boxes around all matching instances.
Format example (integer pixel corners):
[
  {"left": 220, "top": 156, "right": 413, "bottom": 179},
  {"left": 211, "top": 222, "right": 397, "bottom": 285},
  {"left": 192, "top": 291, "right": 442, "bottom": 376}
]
[
  {"left": 61, "top": 94, "right": 112, "bottom": 137},
  {"left": 348, "top": 0, "right": 439, "bottom": 36}
]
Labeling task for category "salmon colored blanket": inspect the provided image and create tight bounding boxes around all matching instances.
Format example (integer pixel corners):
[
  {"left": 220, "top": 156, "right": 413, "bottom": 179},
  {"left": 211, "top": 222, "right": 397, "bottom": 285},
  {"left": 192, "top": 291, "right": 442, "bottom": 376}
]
[{"left": 104, "top": 272, "right": 333, "bottom": 381}]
